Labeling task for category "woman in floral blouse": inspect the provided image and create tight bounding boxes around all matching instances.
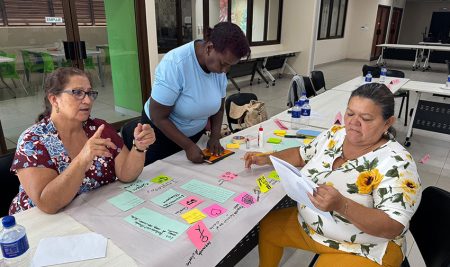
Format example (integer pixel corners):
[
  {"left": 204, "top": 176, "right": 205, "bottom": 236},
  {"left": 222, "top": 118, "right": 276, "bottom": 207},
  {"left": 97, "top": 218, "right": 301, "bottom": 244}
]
[
  {"left": 9, "top": 67, "right": 156, "bottom": 214},
  {"left": 244, "top": 83, "right": 421, "bottom": 267}
]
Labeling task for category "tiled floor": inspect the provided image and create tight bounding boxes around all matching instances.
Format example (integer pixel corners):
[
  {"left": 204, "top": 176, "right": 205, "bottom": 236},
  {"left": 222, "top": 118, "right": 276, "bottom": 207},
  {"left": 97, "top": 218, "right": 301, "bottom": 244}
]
[{"left": 1, "top": 59, "right": 449, "bottom": 266}]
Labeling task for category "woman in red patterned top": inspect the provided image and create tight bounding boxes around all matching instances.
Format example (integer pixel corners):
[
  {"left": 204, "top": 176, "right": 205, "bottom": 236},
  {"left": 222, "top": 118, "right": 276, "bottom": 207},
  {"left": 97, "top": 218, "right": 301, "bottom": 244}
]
[{"left": 9, "top": 67, "right": 155, "bottom": 214}]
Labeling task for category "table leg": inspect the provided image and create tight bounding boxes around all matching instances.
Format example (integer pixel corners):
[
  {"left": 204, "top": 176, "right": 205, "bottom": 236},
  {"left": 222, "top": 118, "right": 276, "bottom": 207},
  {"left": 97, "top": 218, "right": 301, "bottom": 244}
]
[
  {"left": 412, "top": 48, "right": 420, "bottom": 70},
  {"left": 0, "top": 76, "right": 16, "bottom": 97},
  {"left": 228, "top": 77, "right": 240, "bottom": 92},
  {"left": 421, "top": 49, "right": 431, "bottom": 71},
  {"left": 377, "top": 47, "right": 385, "bottom": 66},
  {"left": 256, "top": 67, "right": 269, "bottom": 88},
  {"left": 262, "top": 57, "right": 276, "bottom": 85},
  {"left": 404, "top": 91, "right": 421, "bottom": 147},
  {"left": 96, "top": 47, "right": 105, "bottom": 87}
]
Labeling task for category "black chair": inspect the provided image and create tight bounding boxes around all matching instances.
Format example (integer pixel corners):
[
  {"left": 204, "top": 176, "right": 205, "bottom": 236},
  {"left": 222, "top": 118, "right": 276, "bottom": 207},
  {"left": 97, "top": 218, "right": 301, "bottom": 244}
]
[
  {"left": 446, "top": 60, "right": 450, "bottom": 74},
  {"left": 310, "top": 186, "right": 450, "bottom": 267},
  {"left": 0, "top": 152, "right": 20, "bottom": 217},
  {"left": 225, "top": 93, "right": 258, "bottom": 132},
  {"left": 362, "top": 64, "right": 381, "bottom": 78},
  {"left": 386, "top": 69, "right": 409, "bottom": 126},
  {"left": 310, "top": 70, "right": 327, "bottom": 93},
  {"left": 120, "top": 117, "right": 141, "bottom": 151},
  {"left": 402, "top": 186, "right": 450, "bottom": 267},
  {"left": 303, "top": 76, "right": 317, "bottom": 98}
]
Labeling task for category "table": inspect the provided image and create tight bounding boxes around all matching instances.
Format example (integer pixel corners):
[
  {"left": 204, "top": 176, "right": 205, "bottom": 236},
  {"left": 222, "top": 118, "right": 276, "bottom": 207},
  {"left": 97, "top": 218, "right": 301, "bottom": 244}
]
[
  {"left": 398, "top": 81, "right": 450, "bottom": 146},
  {"left": 418, "top": 42, "right": 450, "bottom": 47},
  {"left": 250, "top": 50, "right": 299, "bottom": 85},
  {"left": 331, "top": 76, "right": 409, "bottom": 93},
  {"left": 376, "top": 44, "right": 450, "bottom": 71},
  {"left": 0, "top": 56, "right": 18, "bottom": 97}
]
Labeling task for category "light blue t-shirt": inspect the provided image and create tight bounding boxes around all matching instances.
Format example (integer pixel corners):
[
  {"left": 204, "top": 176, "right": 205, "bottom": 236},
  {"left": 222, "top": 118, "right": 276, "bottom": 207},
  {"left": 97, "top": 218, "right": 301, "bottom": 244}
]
[{"left": 144, "top": 41, "right": 227, "bottom": 137}]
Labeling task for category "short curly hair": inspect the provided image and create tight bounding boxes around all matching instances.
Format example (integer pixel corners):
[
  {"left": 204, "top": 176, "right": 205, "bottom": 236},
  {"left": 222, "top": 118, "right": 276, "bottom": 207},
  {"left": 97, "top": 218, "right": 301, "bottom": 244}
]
[{"left": 204, "top": 22, "right": 251, "bottom": 59}]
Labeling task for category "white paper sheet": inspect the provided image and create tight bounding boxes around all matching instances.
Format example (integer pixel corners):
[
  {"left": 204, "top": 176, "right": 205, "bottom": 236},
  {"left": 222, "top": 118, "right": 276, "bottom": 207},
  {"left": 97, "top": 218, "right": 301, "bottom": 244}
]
[
  {"left": 31, "top": 232, "right": 107, "bottom": 267},
  {"left": 269, "top": 156, "right": 334, "bottom": 221}
]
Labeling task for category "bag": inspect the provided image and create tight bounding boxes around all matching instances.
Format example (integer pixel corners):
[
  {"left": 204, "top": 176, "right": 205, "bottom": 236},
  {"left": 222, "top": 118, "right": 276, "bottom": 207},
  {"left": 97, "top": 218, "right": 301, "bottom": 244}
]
[{"left": 229, "top": 100, "right": 268, "bottom": 129}]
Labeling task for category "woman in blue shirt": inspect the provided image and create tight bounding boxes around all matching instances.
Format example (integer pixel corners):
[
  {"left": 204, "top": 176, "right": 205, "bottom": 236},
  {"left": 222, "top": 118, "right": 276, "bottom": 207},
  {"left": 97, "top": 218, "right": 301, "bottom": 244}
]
[{"left": 142, "top": 22, "right": 250, "bottom": 165}]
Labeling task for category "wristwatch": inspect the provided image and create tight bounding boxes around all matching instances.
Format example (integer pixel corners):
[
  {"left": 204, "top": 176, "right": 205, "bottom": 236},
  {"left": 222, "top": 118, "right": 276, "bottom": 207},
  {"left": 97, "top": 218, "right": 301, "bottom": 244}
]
[{"left": 132, "top": 139, "right": 148, "bottom": 153}]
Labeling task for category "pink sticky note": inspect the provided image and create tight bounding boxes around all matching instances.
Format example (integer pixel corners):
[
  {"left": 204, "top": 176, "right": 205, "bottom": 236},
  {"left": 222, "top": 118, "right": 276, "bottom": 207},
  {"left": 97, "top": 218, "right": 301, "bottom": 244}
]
[
  {"left": 419, "top": 154, "right": 430, "bottom": 164},
  {"left": 391, "top": 79, "right": 400, "bottom": 84},
  {"left": 334, "top": 112, "right": 342, "bottom": 125},
  {"left": 219, "top": 171, "right": 238, "bottom": 181},
  {"left": 234, "top": 192, "right": 255, "bottom": 208},
  {"left": 274, "top": 118, "right": 288, "bottom": 130},
  {"left": 180, "top": 196, "right": 204, "bottom": 209},
  {"left": 187, "top": 221, "right": 212, "bottom": 250},
  {"left": 202, "top": 204, "right": 227, "bottom": 218}
]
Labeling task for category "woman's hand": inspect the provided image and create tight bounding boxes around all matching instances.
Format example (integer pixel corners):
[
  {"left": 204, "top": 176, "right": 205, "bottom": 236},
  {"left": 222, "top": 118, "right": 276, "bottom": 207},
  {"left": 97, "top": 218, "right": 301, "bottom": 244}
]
[
  {"left": 133, "top": 123, "right": 156, "bottom": 150},
  {"left": 207, "top": 137, "right": 223, "bottom": 156},
  {"left": 308, "top": 184, "right": 346, "bottom": 212},
  {"left": 77, "top": 124, "right": 117, "bottom": 170},
  {"left": 243, "top": 152, "right": 270, "bottom": 169},
  {"left": 186, "top": 143, "right": 205, "bottom": 163}
]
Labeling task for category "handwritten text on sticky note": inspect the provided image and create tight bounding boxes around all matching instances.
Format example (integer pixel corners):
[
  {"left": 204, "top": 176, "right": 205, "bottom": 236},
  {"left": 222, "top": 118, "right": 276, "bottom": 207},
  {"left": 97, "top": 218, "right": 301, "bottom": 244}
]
[
  {"left": 187, "top": 221, "right": 212, "bottom": 250},
  {"left": 151, "top": 174, "right": 173, "bottom": 184},
  {"left": 179, "top": 196, "right": 203, "bottom": 209},
  {"left": 108, "top": 191, "right": 144, "bottom": 211},
  {"left": 256, "top": 175, "right": 272, "bottom": 193},
  {"left": 202, "top": 204, "right": 227, "bottom": 218},
  {"left": 151, "top": 189, "right": 185, "bottom": 208},
  {"left": 234, "top": 192, "right": 255, "bottom": 208},
  {"left": 120, "top": 179, "right": 150, "bottom": 193}
]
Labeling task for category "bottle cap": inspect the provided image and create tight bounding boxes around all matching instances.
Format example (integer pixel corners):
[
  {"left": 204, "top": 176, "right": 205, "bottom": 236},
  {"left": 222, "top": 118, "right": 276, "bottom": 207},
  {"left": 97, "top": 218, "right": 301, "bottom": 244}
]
[
  {"left": 2, "top": 216, "right": 16, "bottom": 228},
  {"left": 259, "top": 125, "right": 263, "bottom": 131}
]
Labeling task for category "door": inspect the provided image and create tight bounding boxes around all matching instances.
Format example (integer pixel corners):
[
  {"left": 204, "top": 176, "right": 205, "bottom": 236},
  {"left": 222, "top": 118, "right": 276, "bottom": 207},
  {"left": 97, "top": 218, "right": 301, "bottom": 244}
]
[
  {"left": 387, "top": 7, "right": 402, "bottom": 44},
  {"left": 370, "top": 5, "right": 390, "bottom": 61}
]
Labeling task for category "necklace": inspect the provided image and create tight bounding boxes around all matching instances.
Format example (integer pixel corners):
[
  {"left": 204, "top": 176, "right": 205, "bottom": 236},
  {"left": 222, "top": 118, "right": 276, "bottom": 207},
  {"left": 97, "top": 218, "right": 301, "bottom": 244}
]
[{"left": 340, "top": 139, "right": 383, "bottom": 162}]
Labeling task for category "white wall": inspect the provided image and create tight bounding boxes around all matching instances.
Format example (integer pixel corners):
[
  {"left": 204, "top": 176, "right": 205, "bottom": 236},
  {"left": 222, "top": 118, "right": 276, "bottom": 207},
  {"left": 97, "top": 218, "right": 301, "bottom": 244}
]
[{"left": 399, "top": 2, "right": 450, "bottom": 44}]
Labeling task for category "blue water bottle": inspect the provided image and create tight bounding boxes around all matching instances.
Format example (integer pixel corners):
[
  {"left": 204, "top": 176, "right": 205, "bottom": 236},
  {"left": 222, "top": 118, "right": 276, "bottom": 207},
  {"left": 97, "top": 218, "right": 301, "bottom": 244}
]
[
  {"left": 298, "top": 92, "right": 307, "bottom": 107},
  {"left": 291, "top": 101, "right": 302, "bottom": 130},
  {"left": 365, "top": 71, "right": 373, "bottom": 83},
  {"left": 446, "top": 74, "right": 450, "bottom": 88},
  {"left": 300, "top": 99, "right": 311, "bottom": 125},
  {"left": 0, "top": 216, "right": 30, "bottom": 267},
  {"left": 379, "top": 67, "right": 387, "bottom": 83}
]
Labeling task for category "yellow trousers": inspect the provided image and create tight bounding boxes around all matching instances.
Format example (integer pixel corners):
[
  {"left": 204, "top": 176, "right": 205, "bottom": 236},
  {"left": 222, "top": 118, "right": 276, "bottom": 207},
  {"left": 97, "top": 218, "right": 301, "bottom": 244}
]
[{"left": 258, "top": 207, "right": 403, "bottom": 267}]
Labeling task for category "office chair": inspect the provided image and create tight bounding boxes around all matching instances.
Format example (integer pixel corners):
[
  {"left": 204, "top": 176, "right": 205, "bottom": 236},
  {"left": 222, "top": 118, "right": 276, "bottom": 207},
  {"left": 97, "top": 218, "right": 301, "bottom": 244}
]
[
  {"left": 446, "top": 60, "right": 450, "bottom": 74},
  {"left": 0, "top": 151, "right": 20, "bottom": 217},
  {"left": 303, "top": 76, "right": 317, "bottom": 98},
  {"left": 310, "top": 70, "right": 327, "bottom": 94},
  {"left": 120, "top": 117, "right": 141, "bottom": 151},
  {"left": 310, "top": 186, "right": 450, "bottom": 267},
  {"left": 362, "top": 64, "right": 381, "bottom": 78},
  {"left": 386, "top": 69, "right": 409, "bottom": 126},
  {"left": 225, "top": 93, "right": 258, "bottom": 132}
]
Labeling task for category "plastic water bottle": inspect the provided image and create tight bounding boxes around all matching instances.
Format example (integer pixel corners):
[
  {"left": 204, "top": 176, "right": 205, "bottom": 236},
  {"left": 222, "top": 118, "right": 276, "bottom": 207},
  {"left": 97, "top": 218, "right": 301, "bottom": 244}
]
[
  {"left": 300, "top": 99, "right": 311, "bottom": 125},
  {"left": 446, "top": 75, "right": 450, "bottom": 88},
  {"left": 0, "top": 216, "right": 30, "bottom": 267},
  {"left": 379, "top": 67, "right": 387, "bottom": 83},
  {"left": 298, "top": 92, "right": 307, "bottom": 108},
  {"left": 291, "top": 101, "right": 302, "bottom": 130},
  {"left": 365, "top": 71, "right": 373, "bottom": 83}
]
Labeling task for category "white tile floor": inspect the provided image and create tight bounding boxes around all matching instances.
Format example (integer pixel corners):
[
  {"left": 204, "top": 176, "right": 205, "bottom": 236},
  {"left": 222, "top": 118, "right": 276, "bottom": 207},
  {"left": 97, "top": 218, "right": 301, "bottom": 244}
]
[{"left": 1, "top": 59, "right": 449, "bottom": 266}]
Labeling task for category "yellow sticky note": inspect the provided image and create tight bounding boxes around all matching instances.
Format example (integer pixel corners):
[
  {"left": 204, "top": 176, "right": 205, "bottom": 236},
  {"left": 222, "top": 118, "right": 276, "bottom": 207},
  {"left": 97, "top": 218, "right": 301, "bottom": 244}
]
[
  {"left": 303, "top": 138, "right": 313, "bottom": 145},
  {"left": 267, "top": 170, "right": 280, "bottom": 181},
  {"left": 181, "top": 208, "right": 207, "bottom": 224},
  {"left": 256, "top": 175, "right": 272, "bottom": 193},
  {"left": 226, "top": 143, "right": 240, "bottom": 149},
  {"left": 273, "top": 130, "right": 286, "bottom": 137}
]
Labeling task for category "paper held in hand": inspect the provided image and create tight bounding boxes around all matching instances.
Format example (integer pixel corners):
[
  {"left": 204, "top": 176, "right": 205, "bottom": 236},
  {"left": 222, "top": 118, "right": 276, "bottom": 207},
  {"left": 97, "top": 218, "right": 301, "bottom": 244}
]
[{"left": 269, "top": 156, "right": 334, "bottom": 221}]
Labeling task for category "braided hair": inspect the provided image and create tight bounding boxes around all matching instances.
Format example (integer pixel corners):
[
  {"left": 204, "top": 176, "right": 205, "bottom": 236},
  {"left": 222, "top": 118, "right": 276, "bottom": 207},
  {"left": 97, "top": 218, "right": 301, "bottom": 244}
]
[{"left": 204, "top": 22, "right": 251, "bottom": 59}]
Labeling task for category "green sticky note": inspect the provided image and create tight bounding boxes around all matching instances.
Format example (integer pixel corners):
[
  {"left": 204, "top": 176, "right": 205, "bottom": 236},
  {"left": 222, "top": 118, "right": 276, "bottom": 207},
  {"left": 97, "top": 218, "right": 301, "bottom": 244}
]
[
  {"left": 120, "top": 179, "right": 151, "bottom": 193},
  {"left": 125, "top": 208, "right": 189, "bottom": 241},
  {"left": 267, "top": 137, "right": 282, "bottom": 144},
  {"left": 267, "top": 170, "right": 280, "bottom": 181},
  {"left": 151, "top": 189, "right": 185, "bottom": 208},
  {"left": 151, "top": 174, "right": 173, "bottom": 184},
  {"left": 108, "top": 191, "right": 145, "bottom": 211},
  {"left": 180, "top": 179, "right": 235, "bottom": 203}
]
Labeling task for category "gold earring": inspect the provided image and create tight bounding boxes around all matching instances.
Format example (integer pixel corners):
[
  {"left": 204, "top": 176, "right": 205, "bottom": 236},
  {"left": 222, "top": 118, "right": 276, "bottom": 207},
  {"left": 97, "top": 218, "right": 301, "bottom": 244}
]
[{"left": 56, "top": 106, "right": 60, "bottom": 113}]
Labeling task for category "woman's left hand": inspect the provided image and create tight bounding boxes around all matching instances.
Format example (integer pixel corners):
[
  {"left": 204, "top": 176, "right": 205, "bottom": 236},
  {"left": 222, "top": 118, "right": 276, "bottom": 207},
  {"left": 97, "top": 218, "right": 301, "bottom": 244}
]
[
  {"left": 207, "top": 137, "right": 224, "bottom": 156},
  {"left": 133, "top": 123, "right": 156, "bottom": 150},
  {"left": 308, "top": 184, "right": 346, "bottom": 212}
]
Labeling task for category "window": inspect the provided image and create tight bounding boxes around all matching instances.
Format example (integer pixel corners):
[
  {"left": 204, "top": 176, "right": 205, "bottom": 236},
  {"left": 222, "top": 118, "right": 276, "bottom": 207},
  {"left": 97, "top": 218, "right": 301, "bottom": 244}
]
[
  {"left": 318, "top": 0, "right": 347, "bottom": 40},
  {"left": 0, "top": 0, "right": 106, "bottom": 26},
  {"left": 205, "top": 0, "right": 283, "bottom": 46}
]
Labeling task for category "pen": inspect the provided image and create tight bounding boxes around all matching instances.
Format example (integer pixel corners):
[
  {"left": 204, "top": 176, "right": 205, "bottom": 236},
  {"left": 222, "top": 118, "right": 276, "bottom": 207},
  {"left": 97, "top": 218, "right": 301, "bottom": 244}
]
[{"left": 284, "top": 134, "right": 307, "bottom": 138}]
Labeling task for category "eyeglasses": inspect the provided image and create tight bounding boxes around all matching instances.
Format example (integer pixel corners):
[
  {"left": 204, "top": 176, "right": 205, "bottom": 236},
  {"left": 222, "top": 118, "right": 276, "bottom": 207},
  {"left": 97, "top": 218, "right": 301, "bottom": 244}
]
[{"left": 62, "top": 89, "right": 99, "bottom": 100}]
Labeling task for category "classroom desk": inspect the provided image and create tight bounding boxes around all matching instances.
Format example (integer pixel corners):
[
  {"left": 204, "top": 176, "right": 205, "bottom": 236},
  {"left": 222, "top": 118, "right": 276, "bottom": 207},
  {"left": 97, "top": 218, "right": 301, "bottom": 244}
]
[
  {"left": 331, "top": 76, "right": 409, "bottom": 93},
  {"left": 399, "top": 81, "right": 450, "bottom": 146},
  {"left": 376, "top": 44, "right": 424, "bottom": 70}
]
